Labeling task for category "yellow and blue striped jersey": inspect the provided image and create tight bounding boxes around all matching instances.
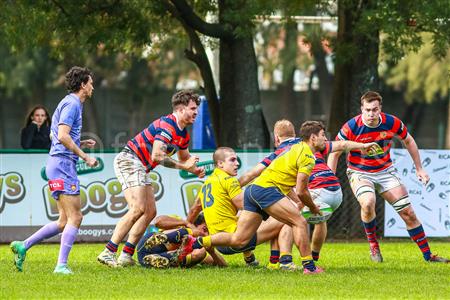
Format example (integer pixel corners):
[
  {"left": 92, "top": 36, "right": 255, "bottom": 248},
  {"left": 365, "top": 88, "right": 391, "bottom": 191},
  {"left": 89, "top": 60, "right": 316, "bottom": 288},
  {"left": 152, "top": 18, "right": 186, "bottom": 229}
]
[
  {"left": 199, "top": 168, "right": 242, "bottom": 234},
  {"left": 253, "top": 142, "right": 315, "bottom": 194}
]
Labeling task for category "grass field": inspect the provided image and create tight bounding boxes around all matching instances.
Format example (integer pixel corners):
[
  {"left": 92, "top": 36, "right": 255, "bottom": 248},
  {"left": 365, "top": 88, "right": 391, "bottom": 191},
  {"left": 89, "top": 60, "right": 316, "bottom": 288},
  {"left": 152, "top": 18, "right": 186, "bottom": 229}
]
[{"left": 1, "top": 241, "right": 449, "bottom": 299}]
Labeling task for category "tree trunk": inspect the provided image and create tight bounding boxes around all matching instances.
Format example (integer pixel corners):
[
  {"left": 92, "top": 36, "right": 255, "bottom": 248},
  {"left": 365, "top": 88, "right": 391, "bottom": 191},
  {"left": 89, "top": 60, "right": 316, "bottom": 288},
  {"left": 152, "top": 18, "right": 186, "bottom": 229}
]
[
  {"left": 219, "top": 35, "right": 270, "bottom": 148},
  {"left": 328, "top": 0, "right": 380, "bottom": 136},
  {"left": 277, "top": 21, "right": 298, "bottom": 122}
]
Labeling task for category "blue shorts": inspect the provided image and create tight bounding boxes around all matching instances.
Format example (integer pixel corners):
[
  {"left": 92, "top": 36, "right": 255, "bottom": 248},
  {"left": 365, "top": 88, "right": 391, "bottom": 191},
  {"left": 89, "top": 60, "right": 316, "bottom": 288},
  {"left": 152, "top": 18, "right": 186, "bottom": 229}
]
[
  {"left": 46, "top": 155, "right": 79, "bottom": 200},
  {"left": 244, "top": 184, "right": 285, "bottom": 220},
  {"left": 216, "top": 234, "right": 257, "bottom": 255}
]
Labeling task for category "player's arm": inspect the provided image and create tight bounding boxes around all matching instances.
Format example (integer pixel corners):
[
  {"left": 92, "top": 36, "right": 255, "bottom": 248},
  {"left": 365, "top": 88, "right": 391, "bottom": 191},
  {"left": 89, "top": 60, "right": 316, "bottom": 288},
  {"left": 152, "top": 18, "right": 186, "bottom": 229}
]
[
  {"left": 327, "top": 151, "right": 341, "bottom": 174},
  {"left": 331, "top": 140, "right": 379, "bottom": 153},
  {"left": 154, "top": 215, "right": 189, "bottom": 230},
  {"left": 287, "top": 189, "right": 303, "bottom": 208},
  {"left": 205, "top": 247, "right": 228, "bottom": 267},
  {"left": 152, "top": 139, "right": 203, "bottom": 175},
  {"left": 295, "top": 172, "right": 320, "bottom": 214},
  {"left": 401, "top": 134, "right": 429, "bottom": 184},
  {"left": 238, "top": 163, "right": 266, "bottom": 186},
  {"left": 186, "top": 196, "right": 203, "bottom": 224},
  {"left": 58, "top": 124, "right": 97, "bottom": 167},
  {"left": 231, "top": 192, "right": 244, "bottom": 210}
]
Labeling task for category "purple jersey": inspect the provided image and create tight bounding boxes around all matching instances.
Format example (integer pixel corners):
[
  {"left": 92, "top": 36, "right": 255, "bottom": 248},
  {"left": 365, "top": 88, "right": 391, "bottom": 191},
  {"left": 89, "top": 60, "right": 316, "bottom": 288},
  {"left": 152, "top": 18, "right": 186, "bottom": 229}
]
[{"left": 49, "top": 94, "right": 83, "bottom": 162}]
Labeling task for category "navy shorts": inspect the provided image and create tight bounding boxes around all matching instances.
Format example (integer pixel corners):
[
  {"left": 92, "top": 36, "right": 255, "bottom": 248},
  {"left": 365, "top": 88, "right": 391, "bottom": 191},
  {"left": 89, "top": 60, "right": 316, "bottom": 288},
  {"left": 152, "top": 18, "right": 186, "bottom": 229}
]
[
  {"left": 216, "top": 234, "right": 257, "bottom": 255},
  {"left": 244, "top": 184, "right": 285, "bottom": 220},
  {"left": 46, "top": 155, "right": 79, "bottom": 200}
]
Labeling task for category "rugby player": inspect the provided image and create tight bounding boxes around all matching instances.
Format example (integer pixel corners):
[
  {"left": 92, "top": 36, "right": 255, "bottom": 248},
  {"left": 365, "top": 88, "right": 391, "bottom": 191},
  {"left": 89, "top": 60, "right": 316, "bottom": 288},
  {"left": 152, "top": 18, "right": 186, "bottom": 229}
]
[
  {"left": 177, "top": 122, "right": 333, "bottom": 274},
  {"left": 97, "top": 90, "right": 205, "bottom": 267},
  {"left": 11, "top": 67, "right": 98, "bottom": 274},
  {"left": 328, "top": 91, "right": 449, "bottom": 263}
]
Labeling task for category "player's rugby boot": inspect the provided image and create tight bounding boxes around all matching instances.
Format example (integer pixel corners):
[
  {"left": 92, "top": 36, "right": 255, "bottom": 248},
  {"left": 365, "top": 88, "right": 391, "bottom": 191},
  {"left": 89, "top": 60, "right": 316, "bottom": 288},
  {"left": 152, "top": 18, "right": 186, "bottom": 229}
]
[
  {"left": 303, "top": 266, "right": 324, "bottom": 275},
  {"left": 280, "top": 262, "right": 302, "bottom": 271},
  {"left": 53, "top": 264, "right": 74, "bottom": 275},
  {"left": 97, "top": 248, "right": 119, "bottom": 267},
  {"left": 266, "top": 262, "right": 280, "bottom": 270},
  {"left": 143, "top": 254, "right": 170, "bottom": 269},
  {"left": 428, "top": 254, "right": 450, "bottom": 263},
  {"left": 144, "top": 232, "right": 169, "bottom": 249},
  {"left": 369, "top": 245, "right": 383, "bottom": 263},
  {"left": 118, "top": 253, "right": 136, "bottom": 267},
  {"left": 10, "top": 241, "right": 27, "bottom": 272}
]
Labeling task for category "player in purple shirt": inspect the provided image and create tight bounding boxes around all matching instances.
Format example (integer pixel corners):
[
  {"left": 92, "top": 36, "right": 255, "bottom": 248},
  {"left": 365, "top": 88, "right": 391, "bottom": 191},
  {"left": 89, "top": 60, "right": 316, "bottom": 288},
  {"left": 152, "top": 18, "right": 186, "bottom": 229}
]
[{"left": 10, "top": 67, "right": 98, "bottom": 274}]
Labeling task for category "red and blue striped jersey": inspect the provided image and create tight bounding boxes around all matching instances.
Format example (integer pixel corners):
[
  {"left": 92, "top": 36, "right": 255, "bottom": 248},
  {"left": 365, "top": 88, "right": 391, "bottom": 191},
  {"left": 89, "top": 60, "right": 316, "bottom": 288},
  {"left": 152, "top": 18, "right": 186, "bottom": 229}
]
[
  {"left": 260, "top": 138, "right": 301, "bottom": 167},
  {"left": 127, "top": 114, "right": 190, "bottom": 172},
  {"left": 336, "top": 113, "right": 408, "bottom": 173},
  {"left": 308, "top": 142, "right": 340, "bottom": 191}
]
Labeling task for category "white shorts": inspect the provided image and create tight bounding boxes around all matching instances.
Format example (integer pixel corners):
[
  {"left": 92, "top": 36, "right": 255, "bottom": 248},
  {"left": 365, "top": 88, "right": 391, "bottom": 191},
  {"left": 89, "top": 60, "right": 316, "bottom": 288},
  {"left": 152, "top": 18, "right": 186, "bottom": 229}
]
[
  {"left": 347, "top": 166, "right": 402, "bottom": 196},
  {"left": 114, "top": 150, "right": 153, "bottom": 190},
  {"left": 310, "top": 188, "right": 343, "bottom": 211}
]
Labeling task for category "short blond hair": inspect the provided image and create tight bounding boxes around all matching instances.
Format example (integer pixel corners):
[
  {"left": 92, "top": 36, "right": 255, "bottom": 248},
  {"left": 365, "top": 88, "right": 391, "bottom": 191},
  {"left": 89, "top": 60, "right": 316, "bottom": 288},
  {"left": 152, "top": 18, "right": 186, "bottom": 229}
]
[
  {"left": 213, "top": 147, "right": 235, "bottom": 166},
  {"left": 274, "top": 119, "right": 295, "bottom": 139}
]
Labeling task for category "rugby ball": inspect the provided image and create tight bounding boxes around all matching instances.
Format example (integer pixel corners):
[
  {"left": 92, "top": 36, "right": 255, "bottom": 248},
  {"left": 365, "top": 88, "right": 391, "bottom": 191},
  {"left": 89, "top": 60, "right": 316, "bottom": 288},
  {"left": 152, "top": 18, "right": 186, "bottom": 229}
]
[{"left": 301, "top": 202, "right": 333, "bottom": 224}]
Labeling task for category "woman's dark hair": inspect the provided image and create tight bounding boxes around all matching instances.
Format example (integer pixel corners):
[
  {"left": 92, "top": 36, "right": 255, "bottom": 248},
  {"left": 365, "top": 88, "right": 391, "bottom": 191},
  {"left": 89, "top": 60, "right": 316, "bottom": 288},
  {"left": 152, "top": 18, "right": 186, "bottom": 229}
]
[
  {"left": 65, "top": 66, "right": 93, "bottom": 93},
  {"left": 23, "top": 105, "right": 51, "bottom": 128}
]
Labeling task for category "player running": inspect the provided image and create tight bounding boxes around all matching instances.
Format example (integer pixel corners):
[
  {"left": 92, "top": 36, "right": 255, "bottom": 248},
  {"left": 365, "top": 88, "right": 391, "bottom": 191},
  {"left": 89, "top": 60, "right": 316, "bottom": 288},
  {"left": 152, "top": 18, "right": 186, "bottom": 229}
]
[
  {"left": 97, "top": 90, "right": 205, "bottom": 267},
  {"left": 328, "top": 91, "right": 449, "bottom": 263},
  {"left": 10, "top": 67, "right": 98, "bottom": 274}
]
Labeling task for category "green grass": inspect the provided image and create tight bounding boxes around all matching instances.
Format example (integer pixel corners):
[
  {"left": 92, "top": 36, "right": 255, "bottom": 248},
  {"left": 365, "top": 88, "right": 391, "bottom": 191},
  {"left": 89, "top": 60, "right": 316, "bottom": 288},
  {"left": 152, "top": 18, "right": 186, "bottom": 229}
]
[{"left": 1, "top": 241, "right": 449, "bottom": 299}]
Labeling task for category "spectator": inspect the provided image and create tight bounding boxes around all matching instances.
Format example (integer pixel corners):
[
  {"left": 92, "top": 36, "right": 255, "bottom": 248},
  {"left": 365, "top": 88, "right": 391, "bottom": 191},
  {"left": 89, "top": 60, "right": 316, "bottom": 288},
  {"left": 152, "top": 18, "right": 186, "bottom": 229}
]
[{"left": 21, "top": 105, "right": 51, "bottom": 150}]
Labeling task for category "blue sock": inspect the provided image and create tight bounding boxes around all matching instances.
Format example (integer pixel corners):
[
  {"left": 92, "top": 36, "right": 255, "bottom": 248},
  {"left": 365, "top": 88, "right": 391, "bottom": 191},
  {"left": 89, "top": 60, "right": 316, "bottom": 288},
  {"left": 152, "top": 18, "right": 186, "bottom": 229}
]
[
  {"left": 407, "top": 225, "right": 431, "bottom": 261},
  {"left": 106, "top": 240, "right": 118, "bottom": 253},
  {"left": 312, "top": 251, "right": 320, "bottom": 261},
  {"left": 279, "top": 254, "right": 293, "bottom": 264},
  {"left": 270, "top": 250, "right": 280, "bottom": 264}
]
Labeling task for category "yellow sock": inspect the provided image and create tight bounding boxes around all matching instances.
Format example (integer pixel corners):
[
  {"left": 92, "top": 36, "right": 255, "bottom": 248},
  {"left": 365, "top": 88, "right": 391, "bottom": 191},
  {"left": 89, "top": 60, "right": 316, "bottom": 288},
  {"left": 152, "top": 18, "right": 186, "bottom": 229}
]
[
  {"left": 186, "top": 228, "right": 193, "bottom": 235},
  {"left": 301, "top": 255, "right": 313, "bottom": 261}
]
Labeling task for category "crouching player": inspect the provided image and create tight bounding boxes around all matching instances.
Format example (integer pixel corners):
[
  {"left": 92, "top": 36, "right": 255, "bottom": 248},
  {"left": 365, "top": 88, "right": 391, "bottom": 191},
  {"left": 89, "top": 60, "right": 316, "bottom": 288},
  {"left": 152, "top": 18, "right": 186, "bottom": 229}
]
[{"left": 137, "top": 213, "right": 225, "bottom": 268}]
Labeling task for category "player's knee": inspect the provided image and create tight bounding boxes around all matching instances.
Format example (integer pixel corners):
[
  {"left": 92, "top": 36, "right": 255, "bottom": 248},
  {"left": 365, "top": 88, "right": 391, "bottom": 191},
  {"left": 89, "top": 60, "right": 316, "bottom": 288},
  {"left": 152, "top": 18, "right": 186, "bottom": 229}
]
[
  {"left": 359, "top": 200, "right": 375, "bottom": 214},
  {"left": 399, "top": 206, "right": 417, "bottom": 224},
  {"left": 128, "top": 206, "right": 145, "bottom": 221}
]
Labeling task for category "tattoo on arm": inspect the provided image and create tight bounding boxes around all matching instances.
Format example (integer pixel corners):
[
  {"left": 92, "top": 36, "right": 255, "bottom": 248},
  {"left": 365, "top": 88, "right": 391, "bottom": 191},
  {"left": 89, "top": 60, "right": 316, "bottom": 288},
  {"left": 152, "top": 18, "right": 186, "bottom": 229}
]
[{"left": 159, "top": 143, "right": 179, "bottom": 168}]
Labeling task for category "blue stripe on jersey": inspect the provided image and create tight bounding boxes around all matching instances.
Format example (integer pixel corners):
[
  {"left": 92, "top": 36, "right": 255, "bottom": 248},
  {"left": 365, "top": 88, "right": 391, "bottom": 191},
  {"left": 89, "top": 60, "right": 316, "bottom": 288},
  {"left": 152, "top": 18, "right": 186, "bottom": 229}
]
[
  {"left": 162, "top": 116, "right": 188, "bottom": 138},
  {"left": 131, "top": 139, "right": 151, "bottom": 166},
  {"left": 350, "top": 163, "right": 390, "bottom": 171},
  {"left": 313, "top": 179, "right": 340, "bottom": 186},
  {"left": 348, "top": 114, "right": 396, "bottom": 136}
]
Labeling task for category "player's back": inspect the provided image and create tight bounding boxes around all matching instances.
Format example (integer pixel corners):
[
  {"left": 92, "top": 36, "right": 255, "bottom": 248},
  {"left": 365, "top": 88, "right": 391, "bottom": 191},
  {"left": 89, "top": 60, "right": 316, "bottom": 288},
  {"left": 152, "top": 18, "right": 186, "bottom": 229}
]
[
  {"left": 254, "top": 142, "right": 315, "bottom": 195},
  {"left": 49, "top": 94, "right": 83, "bottom": 162},
  {"left": 200, "top": 168, "right": 240, "bottom": 234}
]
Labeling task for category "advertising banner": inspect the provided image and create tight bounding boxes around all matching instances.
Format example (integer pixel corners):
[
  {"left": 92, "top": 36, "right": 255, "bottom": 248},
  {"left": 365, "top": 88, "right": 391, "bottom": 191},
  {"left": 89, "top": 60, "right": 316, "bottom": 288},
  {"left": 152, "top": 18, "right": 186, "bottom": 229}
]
[
  {"left": 0, "top": 151, "right": 267, "bottom": 242},
  {"left": 1, "top": 149, "right": 448, "bottom": 242},
  {"left": 385, "top": 150, "right": 450, "bottom": 237}
]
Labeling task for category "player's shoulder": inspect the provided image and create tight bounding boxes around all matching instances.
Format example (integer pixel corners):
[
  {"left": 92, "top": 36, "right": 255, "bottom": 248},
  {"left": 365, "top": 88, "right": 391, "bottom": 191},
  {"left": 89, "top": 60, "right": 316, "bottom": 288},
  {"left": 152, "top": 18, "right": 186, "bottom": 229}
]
[{"left": 381, "top": 112, "right": 402, "bottom": 123}]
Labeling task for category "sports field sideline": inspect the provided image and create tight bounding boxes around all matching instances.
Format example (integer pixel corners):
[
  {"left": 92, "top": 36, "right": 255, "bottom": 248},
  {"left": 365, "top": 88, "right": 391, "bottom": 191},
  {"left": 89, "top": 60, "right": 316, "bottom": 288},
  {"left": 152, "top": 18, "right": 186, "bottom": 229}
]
[{"left": 2, "top": 241, "right": 449, "bottom": 299}]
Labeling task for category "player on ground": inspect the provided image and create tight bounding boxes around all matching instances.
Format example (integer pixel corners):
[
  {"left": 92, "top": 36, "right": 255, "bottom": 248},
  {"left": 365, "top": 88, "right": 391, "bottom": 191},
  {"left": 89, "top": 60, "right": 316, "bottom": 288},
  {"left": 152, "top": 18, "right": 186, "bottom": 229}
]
[
  {"left": 328, "top": 91, "right": 449, "bottom": 263},
  {"left": 137, "top": 214, "right": 226, "bottom": 268},
  {"left": 10, "top": 67, "right": 98, "bottom": 274},
  {"left": 239, "top": 120, "right": 378, "bottom": 265},
  {"left": 97, "top": 90, "right": 205, "bottom": 267},
  {"left": 178, "top": 122, "right": 333, "bottom": 274},
  {"left": 151, "top": 147, "right": 285, "bottom": 266}
]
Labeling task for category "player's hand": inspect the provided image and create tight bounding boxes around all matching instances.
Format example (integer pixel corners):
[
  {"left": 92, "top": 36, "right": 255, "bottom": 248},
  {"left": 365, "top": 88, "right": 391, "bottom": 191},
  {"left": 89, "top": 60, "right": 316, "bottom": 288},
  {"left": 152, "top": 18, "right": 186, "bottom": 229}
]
[
  {"left": 84, "top": 155, "right": 98, "bottom": 167},
  {"left": 81, "top": 139, "right": 96, "bottom": 149},
  {"left": 310, "top": 204, "right": 322, "bottom": 215},
  {"left": 183, "top": 155, "right": 199, "bottom": 170},
  {"left": 361, "top": 142, "right": 380, "bottom": 155},
  {"left": 193, "top": 166, "right": 206, "bottom": 178},
  {"left": 416, "top": 168, "right": 430, "bottom": 186}
]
